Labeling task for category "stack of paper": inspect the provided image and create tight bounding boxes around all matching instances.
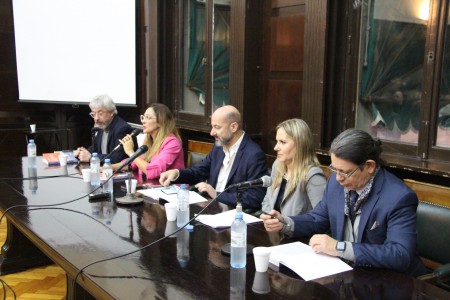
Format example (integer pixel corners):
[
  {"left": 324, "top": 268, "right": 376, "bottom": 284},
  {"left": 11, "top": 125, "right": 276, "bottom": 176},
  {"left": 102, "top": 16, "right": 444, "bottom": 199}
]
[
  {"left": 269, "top": 242, "right": 353, "bottom": 281},
  {"left": 195, "top": 209, "right": 262, "bottom": 228},
  {"left": 138, "top": 187, "right": 208, "bottom": 204}
]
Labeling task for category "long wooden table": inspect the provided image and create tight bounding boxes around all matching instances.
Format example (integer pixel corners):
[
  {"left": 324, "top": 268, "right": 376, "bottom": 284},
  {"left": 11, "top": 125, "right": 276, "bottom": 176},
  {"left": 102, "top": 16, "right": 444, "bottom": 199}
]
[{"left": 0, "top": 157, "right": 449, "bottom": 299}]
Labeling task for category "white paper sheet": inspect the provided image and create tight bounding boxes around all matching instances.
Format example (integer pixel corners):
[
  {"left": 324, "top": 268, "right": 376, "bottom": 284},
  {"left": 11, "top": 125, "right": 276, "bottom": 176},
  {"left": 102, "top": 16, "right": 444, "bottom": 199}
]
[
  {"left": 195, "top": 209, "right": 263, "bottom": 228},
  {"left": 138, "top": 187, "right": 208, "bottom": 204},
  {"left": 269, "top": 241, "right": 353, "bottom": 281}
]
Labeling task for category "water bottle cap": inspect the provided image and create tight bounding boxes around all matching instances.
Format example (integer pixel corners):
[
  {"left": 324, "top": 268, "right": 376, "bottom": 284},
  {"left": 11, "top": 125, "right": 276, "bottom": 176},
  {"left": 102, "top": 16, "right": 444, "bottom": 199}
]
[
  {"left": 180, "top": 184, "right": 188, "bottom": 189},
  {"left": 92, "top": 152, "right": 98, "bottom": 157},
  {"left": 186, "top": 224, "right": 194, "bottom": 231},
  {"left": 29, "top": 139, "right": 35, "bottom": 143},
  {"left": 104, "top": 159, "right": 110, "bottom": 163}
]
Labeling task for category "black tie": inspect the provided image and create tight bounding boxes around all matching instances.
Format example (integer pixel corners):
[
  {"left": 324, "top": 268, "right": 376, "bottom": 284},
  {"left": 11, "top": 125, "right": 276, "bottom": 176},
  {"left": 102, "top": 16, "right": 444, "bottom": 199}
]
[{"left": 349, "top": 191, "right": 358, "bottom": 225}]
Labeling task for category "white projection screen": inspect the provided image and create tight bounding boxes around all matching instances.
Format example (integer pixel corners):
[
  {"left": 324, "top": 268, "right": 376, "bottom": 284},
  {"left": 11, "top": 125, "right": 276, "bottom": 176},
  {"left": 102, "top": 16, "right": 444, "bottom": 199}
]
[{"left": 12, "top": 0, "right": 137, "bottom": 106}]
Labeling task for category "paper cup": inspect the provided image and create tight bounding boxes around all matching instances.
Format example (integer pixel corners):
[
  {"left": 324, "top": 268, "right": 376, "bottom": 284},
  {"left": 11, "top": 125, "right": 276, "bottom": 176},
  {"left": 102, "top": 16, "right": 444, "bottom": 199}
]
[
  {"left": 164, "top": 202, "right": 177, "bottom": 222},
  {"left": 125, "top": 179, "right": 138, "bottom": 194},
  {"left": 30, "top": 124, "right": 36, "bottom": 133},
  {"left": 59, "top": 154, "right": 68, "bottom": 166},
  {"left": 81, "top": 168, "right": 91, "bottom": 183},
  {"left": 164, "top": 220, "right": 178, "bottom": 237},
  {"left": 253, "top": 247, "right": 271, "bottom": 272}
]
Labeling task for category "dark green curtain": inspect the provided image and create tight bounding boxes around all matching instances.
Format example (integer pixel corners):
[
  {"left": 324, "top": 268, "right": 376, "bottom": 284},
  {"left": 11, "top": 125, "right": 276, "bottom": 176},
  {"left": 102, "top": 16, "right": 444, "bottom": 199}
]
[
  {"left": 212, "top": 7, "right": 230, "bottom": 108},
  {"left": 186, "top": 0, "right": 230, "bottom": 107},
  {"left": 360, "top": 1, "right": 426, "bottom": 132},
  {"left": 186, "top": 0, "right": 206, "bottom": 96}
]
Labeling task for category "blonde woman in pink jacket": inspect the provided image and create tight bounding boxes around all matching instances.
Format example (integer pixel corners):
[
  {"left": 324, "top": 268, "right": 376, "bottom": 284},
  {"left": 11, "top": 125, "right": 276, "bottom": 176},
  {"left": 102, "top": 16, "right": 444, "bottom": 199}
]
[{"left": 113, "top": 103, "right": 185, "bottom": 179}]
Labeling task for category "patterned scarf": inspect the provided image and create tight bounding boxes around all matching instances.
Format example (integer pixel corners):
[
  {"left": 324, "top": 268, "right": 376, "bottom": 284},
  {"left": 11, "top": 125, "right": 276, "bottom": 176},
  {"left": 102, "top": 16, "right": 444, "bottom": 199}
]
[{"left": 344, "top": 167, "right": 380, "bottom": 218}]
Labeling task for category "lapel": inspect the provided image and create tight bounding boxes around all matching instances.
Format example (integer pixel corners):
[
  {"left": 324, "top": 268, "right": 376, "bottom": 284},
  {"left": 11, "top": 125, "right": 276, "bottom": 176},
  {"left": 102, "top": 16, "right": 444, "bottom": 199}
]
[
  {"left": 105, "top": 116, "right": 117, "bottom": 148},
  {"left": 225, "top": 134, "right": 247, "bottom": 186},
  {"left": 334, "top": 186, "right": 346, "bottom": 241},
  {"left": 94, "top": 130, "right": 103, "bottom": 153},
  {"left": 271, "top": 185, "right": 281, "bottom": 206},
  {"left": 210, "top": 148, "right": 224, "bottom": 186},
  {"left": 357, "top": 169, "right": 384, "bottom": 242}
]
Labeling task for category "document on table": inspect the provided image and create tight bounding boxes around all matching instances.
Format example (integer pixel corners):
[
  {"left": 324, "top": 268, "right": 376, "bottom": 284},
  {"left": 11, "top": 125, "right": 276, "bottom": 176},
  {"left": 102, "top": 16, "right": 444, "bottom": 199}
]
[
  {"left": 138, "top": 187, "right": 208, "bottom": 204},
  {"left": 195, "top": 209, "right": 263, "bottom": 228},
  {"left": 269, "top": 242, "right": 353, "bottom": 281}
]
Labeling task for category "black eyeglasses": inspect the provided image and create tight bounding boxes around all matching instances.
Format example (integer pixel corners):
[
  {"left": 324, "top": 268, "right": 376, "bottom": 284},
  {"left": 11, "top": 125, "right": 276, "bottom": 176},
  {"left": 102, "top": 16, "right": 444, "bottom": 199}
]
[{"left": 327, "top": 163, "right": 364, "bottom": 178}]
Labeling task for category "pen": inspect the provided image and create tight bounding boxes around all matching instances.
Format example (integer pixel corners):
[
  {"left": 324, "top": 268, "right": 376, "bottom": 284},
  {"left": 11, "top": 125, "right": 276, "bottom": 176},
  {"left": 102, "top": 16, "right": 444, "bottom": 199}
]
[{"left": 261, "top": 211, "right": 287, "bottom": 225}]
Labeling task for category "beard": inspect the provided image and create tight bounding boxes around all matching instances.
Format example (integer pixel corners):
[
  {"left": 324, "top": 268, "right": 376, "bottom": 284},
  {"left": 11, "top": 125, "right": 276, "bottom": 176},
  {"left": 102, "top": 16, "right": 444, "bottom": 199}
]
[{"left": 215, "top": 134, "right": 232, "bottom": 147}]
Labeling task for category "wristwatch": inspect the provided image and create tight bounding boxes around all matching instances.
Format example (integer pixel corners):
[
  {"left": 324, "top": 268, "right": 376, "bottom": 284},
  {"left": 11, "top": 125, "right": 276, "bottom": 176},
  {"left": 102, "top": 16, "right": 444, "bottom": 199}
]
[{"left": 336, "top": 241, "right": 346, "bottom": 252}]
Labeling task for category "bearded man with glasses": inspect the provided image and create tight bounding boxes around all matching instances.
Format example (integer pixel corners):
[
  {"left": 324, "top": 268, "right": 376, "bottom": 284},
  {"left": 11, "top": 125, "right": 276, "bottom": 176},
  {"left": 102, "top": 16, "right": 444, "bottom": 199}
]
[
  {"left": 261, "top": 128, "right": 427, "bottom": 277},
  {"left": 74, "top": 94, "right": 135, "bottom": 163}
]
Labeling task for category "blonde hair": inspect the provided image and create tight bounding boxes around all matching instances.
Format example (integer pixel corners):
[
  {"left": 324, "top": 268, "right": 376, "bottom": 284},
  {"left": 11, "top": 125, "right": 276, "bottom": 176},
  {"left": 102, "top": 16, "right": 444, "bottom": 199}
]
[
  {"left": 273, "top": 119, "right": 320, "bottom": 196},
  {"left": 143, "top": 103, "right": 181, "bottom": 161}
]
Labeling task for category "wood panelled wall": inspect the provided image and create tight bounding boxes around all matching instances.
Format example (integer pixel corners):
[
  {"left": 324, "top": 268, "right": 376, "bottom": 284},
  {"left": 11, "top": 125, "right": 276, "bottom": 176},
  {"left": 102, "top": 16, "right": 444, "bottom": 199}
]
[{"left": 259, "top": 0, "right": 306, "bottom": 155}]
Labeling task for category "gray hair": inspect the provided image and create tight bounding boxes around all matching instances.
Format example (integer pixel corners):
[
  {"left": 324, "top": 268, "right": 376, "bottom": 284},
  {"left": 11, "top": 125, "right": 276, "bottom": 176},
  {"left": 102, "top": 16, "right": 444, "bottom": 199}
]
[
  {"left": 330, "top": 129, "right": 383, "bottom": 166},
  {"left": 89, "top": 94, "right": 118, "bottom": 114}
]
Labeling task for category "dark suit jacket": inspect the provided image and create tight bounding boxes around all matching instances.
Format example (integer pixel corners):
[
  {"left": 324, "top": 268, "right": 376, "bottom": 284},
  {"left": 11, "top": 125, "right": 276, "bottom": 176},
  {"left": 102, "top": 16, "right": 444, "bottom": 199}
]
[
  {"left": 290, "top": 168, "right": 427, "bottom": 277},
  {"left": 87, "top": 115, "right": 134, "bottom": 164},
  {"left": 176, "top": 134, "right": 268, "bottom": 211}
]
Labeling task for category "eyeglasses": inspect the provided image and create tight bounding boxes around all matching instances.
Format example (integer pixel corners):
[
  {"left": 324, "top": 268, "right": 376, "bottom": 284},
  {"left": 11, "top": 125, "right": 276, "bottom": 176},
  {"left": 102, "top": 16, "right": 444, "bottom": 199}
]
[
  {"left": 89, "top": 111, "right": 107, "bottom": 118},
  {"left": 327, "top": 163, "right": 364, "bottom": 178},
  {"left": 140, "top": 115, "right": 156, "bottom": 122}
]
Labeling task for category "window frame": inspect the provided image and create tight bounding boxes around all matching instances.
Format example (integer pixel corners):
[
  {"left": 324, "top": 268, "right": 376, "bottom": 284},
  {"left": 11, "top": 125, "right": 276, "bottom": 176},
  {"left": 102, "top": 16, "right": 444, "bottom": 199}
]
[{"left": 349, "top": 0, "right": 450, "bottom": 164}]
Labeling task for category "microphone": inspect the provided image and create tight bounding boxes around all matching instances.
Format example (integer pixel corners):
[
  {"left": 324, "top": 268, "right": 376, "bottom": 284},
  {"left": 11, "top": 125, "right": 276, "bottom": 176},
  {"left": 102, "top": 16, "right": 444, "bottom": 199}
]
[
  {"left": 228, "top": 175, "right": 272, "bottom": 189},
  {"left": 101, "top": 128, "right": 143, "bottom": 163},
  {"left": 116, "top": 145, "right": 148, "bottom": 172},
  {"left": 110, "top": 128, "right": 143, "bottom": 153}
]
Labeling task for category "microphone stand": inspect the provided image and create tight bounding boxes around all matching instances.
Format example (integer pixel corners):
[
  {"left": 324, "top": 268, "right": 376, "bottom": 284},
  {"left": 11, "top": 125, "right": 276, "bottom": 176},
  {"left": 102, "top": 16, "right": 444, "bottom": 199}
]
[
  {"left": 115, "top": 164, "right": 143, "bottom": 205},
  {"left": 221, "top": 187, "right": 255, "bottom": 256},
  {"left": 101, "top": 149, "right": 115, "bottom": 164}
]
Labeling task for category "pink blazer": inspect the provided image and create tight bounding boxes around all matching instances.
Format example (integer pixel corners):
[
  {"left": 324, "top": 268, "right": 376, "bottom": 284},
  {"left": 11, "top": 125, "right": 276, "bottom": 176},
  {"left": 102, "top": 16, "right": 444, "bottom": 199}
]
[{"left": 131, "top": 134, "right": 185, "bottom": 179}]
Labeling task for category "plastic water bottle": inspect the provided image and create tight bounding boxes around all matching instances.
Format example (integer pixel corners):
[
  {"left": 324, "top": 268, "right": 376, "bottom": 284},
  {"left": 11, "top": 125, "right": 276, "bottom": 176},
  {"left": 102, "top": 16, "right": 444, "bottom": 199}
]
[
  {"left": 90, "top": 152, "right": 101, "bottom": 189},
  {"left": 27, "top": 139, "right": 37, "bottom": 168},
  {"left": 176, "top": 184, "right": 190, "bottom": 227},
  {"left": 102, "top": 158, "right": 113, "bottom": 196},
  {"left": 230, "top": 204, "right": 247, "bottom": 268}
]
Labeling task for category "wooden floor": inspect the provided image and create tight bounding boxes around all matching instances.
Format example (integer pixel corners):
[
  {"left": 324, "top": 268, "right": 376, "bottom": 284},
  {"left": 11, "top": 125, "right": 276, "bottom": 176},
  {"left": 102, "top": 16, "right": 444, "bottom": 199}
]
[{"left": 0, "top": 218, "right": 66, "bottom": 300}]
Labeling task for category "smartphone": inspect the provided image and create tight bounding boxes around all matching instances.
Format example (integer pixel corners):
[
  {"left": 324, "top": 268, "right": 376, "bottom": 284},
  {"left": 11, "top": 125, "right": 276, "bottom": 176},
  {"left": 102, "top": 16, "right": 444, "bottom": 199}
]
[{"left": 161, "top": 187, "right": 177, "bottom": 195}]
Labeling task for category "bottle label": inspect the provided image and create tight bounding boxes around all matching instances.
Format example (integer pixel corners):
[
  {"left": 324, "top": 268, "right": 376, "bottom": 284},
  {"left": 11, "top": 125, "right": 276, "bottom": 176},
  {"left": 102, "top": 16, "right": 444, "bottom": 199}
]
[
  {"left": 231, "top": 231, "right": 246, "bottom": 247},
  {"left": 103, "top": 169, "right": 113, "bottom": 180},
  {"left": 28, "top": 148, "right": 36, "bottom": 156}
]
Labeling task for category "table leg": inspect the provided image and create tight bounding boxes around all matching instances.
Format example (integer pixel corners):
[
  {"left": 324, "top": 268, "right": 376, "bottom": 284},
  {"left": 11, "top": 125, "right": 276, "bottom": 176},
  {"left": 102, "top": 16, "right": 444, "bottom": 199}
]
[
  {"left": 66, "top": 276, "right": 96, "bottom": 300},
  {"left": 0, "top": 221, "right": 52, "bottom": 275}
]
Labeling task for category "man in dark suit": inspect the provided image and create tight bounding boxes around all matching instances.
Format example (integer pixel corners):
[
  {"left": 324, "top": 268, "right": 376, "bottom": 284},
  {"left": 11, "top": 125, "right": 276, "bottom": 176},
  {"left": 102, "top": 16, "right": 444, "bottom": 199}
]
[
  {"left": 262, "top": 129, "right": 427, "bottom": 277},
  {"left": 74, "top": 94, "right": 134, "bottom": 164},
  {"left": 159, "top": 105, "right": 268, "bottom": 211}
]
